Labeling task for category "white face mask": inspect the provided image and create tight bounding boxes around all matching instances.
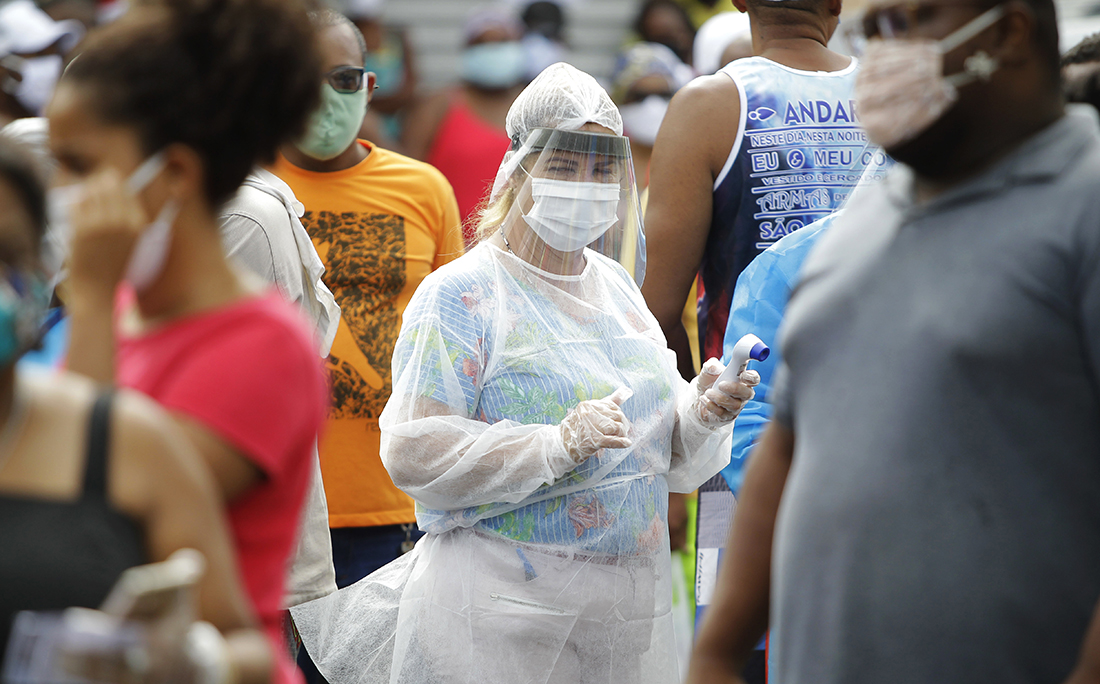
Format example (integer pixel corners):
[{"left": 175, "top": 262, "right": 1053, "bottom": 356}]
[
  {"left": 619, "top": 94, "right": 670, "bottom": 147},
  {"left": 521, "top": 177, "right": 621, "bottom": 252},
  {"left": 48, "top": 152, "right": 179, "bottom": 291},
  {"left": 854, "top": 4, "right": 1005, "bottom": 150},
  {"left": 1, "top": 54, "right": 62, "bottom": 116}
]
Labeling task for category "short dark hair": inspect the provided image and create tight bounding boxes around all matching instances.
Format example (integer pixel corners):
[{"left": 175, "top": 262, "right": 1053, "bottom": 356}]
[
  {"left": 1063, "top": 33, "right": 1100, "bottom": 112},
  {"left": 1062, "top": 32, "right": 1100, "bottom": 66},
  {"left": 0, "top": 138, "right": 47, "bottom": 245},
  {"left": 310, "top": 9, "right": 368, "bottom": 66},
  {"left": 744, "top": 0, "right": 833, "bottom": 23},
  {"left": 524, "top": 1, "right": 565, "bottom": 40},
  {"left": 62, "top": 0, "right": 323, "bottom": 207},
  {"left": 634, "top": 0, "right": 696, "bottom": 36}
]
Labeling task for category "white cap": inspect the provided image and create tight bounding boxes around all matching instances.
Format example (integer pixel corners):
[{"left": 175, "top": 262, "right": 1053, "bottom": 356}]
[
  {"left": 693, "top": 11, "right": 751, "bottom": 75},
  {"left": 464, "top": 4, "right": 523, "bottom": 43},
  {"left": 0, "top": 0, "right": 83, "bottom": 56},
  {"left": 343, "top": 0, "right": 383, "bottom": 20}
]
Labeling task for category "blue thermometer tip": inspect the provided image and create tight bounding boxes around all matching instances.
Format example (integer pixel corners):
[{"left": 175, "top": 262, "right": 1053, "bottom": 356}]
[{"left": 750, "top": 342, "right": 770, "bottom": 361}]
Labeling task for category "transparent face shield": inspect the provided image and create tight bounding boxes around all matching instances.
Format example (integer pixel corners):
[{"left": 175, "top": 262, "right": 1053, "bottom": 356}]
[{"left": 493, "top": 127, "right": 647, "bottom": 285}]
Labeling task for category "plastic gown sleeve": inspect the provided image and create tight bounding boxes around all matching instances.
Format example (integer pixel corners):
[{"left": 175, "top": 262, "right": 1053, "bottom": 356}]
[
  {"left": 379, "top": 279, "right": 577, "bottom": 512},
  {"left": 666, "top": 353, "right": 736, "bottom": 494}
]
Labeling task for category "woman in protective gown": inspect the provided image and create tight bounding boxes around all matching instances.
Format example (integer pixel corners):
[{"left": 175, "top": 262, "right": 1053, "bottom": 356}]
[{"left": 291, "top": 62, "right": 759, "bottom": 684}]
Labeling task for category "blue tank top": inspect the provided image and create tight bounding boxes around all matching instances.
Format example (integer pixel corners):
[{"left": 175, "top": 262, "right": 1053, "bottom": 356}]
[{"left": 699, "top": 56, "right": 888, "bottom": 360}]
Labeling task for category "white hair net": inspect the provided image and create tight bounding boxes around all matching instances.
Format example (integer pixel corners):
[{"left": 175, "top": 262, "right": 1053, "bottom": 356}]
[{"left": 490, "top": 62, "right": 623, "bottom": 201}]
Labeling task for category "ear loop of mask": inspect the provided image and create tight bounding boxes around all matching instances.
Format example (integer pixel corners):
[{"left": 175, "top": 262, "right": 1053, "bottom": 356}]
[
  {"left": 127, "top": 152, "right": 167, "bottom": 195},
  {"left": 123, "top": 151, "right": 180, "bottom": 291},
  {"left": 940, "top": 4, "right": 1007, "bottom": 86}
]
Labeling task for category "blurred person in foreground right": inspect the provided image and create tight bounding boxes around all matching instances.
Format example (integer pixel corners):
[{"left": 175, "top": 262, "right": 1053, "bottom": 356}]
[{"left": 687, "top": 0, "right": 1100, "bottom": 682}]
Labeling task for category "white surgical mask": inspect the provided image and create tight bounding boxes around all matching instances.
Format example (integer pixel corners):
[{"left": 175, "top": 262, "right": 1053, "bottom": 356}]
[
  {"left": 521, "top": 177, "right": 621, "bottom": 252},
  {"left": 854, "top": 4, "right": 1005, "bottom": 150},
  {"left": 47, "top": 152, "right": 179, "bottom": 291},
  {"left": 619, "top": 94, "right": 670, "bottom": 147}
]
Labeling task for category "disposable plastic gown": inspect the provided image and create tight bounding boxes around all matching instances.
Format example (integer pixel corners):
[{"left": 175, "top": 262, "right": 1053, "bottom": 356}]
[{"left": 291, "top": 243, "right": 735, "bottom": 684}]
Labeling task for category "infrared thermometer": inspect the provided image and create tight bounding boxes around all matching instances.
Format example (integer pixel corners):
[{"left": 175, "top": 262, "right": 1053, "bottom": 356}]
[{"left": 716, "top": 334, "right": 770, "bottom": 386}]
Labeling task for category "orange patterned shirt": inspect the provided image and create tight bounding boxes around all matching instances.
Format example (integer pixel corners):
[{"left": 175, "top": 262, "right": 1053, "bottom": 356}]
[{"left": 273, "top": 141, "right": 464, "bottom": 528}]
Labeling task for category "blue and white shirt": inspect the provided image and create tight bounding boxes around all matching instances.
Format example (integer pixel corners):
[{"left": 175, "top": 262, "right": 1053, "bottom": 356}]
[{"left": 698, "top": 57, "right": 888, "bottom": 361}]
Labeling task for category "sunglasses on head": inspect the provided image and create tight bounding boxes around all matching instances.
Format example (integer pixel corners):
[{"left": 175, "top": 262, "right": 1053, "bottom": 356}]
[{"left": 325, "top": 66, "right": 368, "bottom": 94}]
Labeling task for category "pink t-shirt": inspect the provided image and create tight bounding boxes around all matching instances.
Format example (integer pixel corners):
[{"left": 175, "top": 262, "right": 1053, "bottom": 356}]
[{"left": 116, "top": 290, "right": 326, "bottom": 680}]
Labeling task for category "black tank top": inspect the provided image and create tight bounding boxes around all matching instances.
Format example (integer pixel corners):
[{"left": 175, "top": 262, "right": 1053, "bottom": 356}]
[{"left": 0, "top": 391, "right": 147, "bottom": 660}]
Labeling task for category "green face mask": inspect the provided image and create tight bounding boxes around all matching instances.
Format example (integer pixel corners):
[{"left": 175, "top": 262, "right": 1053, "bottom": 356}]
[{"left": 295, "top": 83, "right": 368, "bottom": 161}]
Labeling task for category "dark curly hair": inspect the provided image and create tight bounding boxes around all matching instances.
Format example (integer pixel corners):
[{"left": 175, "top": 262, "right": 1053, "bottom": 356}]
[
  {"left": 1063, "top": 32, "right": 1100, "bottom": 66},
  {"left": 61, "top": 0, "right": 323, "bottom": 207}
]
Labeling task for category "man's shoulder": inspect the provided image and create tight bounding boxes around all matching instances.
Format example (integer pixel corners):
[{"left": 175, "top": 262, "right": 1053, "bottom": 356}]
[
  {"left": 674, "top": 71, "right": 741, "bottom": 108},
  {"left": 719, "top": 54, "right": 858, "bottom": 82},
  {"left": 365, "top": 144, "right": 452, "bottom": 189},
  {"left": 793, "top": 179, "right": 898, "bottom": 289},
  {"left": 219, "top": 184, "right": 288, "bottom": 226}
]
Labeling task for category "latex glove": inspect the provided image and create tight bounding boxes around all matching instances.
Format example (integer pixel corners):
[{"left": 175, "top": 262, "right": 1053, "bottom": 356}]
[
  {"left": 694, "top": 358, "right": 760, "bottom": 426},
  {"left": 559, "top": 387, "right": 633, "bottom": 464}
]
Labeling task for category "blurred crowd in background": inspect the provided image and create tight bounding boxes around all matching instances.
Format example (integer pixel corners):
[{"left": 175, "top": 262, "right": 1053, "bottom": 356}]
[
  {"left": 3, "top": 0, "right": 1098, "bottom": 239},
  {"left": 0, "top": 0, "right": 751, "bottom": 242}
]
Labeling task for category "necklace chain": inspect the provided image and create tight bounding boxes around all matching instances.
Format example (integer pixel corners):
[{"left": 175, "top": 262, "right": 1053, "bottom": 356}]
[{"left": 499, "top": 228, "right": 516, "bottom": 256}]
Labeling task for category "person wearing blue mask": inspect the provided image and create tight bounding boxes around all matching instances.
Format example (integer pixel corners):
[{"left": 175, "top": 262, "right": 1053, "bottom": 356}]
[
  {"left": 403, "top": 6, "right": 527, "bottom": 239},
  {"left": 345, "top": 0, "right": 417, "bottom": 146},
  {"left": 611, "top": 42, "right": 692, "bottom": 193}
]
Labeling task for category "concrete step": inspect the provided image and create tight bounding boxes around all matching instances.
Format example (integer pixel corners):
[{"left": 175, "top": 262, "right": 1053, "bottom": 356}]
[{"left": 379, "top": 0, "right": 640, "bottom": 88}]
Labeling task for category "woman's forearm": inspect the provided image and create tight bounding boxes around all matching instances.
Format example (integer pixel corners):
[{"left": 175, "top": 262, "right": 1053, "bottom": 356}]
[
  {"left": 66, "top": 285, "right": 117, "bottom": 383},
  {"left": 382, "top": 415, "right": 576, "bottom": 510}
]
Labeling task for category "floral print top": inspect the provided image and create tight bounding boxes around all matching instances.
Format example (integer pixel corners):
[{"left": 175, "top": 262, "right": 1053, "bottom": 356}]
[{"left": 385, "top": 245, "right": 695, "bottom": 556}]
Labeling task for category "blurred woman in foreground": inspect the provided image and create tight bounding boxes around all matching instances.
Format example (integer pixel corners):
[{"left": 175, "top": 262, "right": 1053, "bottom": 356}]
[
  {"left": 49, "top": 0, "right": 329, "bottom": 679},
  {"left": 0, "top": 138, "right": 274, "bottom": 682}
]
